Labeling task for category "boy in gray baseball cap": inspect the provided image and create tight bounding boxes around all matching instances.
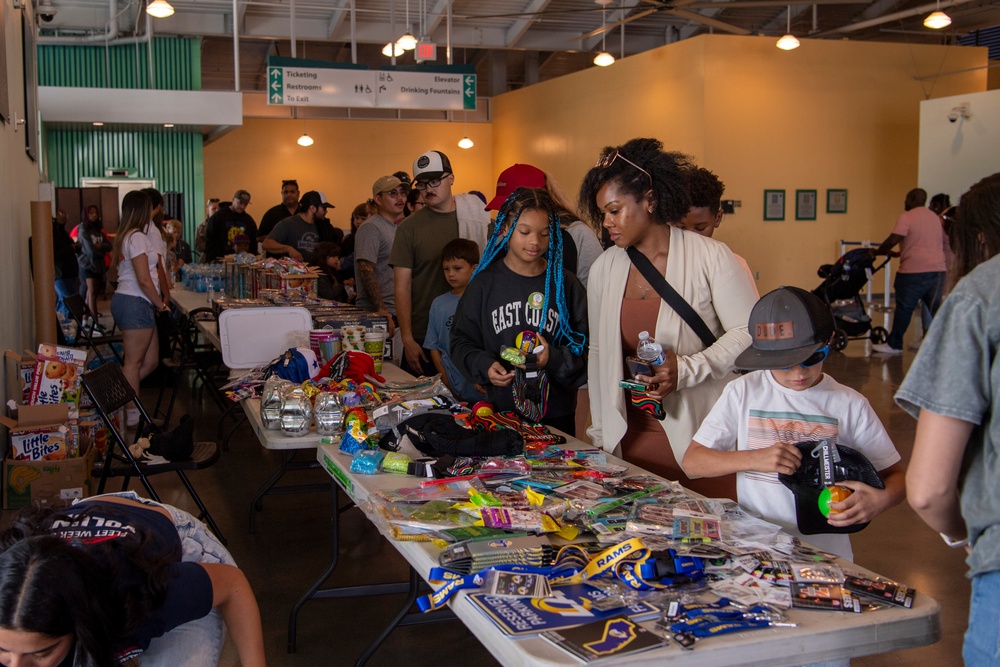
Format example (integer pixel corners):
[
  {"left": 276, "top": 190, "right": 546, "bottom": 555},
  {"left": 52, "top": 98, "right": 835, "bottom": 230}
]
[{"left": 681, "top": 286, "right": 905, "bottom": 561}]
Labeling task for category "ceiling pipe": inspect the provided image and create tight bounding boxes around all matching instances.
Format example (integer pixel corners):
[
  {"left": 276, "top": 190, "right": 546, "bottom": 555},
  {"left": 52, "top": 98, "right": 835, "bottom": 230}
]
[
  {"left": 815, "top": 0, "right": 973, "bottom": 36},
  {"left": 290, "top": 0, "right": 296, "bottom": 58},
  {"left": 37, "top": 0, "right": 153, "bottom": 45},
  {"left": 350, "top": 0, "right": 357, "bottom": 64},
  {"left": 233, "top": 0, "right": 241, "bottom": 92}
]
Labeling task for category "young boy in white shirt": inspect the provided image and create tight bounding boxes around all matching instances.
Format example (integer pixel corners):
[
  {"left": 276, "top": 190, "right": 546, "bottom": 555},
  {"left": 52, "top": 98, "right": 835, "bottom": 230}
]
[{"left": 682, "top": 286, "right": 905, "bottom": 560}]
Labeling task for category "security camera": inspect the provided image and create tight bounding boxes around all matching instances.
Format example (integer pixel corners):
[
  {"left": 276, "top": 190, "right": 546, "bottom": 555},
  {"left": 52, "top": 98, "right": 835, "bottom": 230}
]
[
  {"left": 36, "top": 0, "right": 57, "bottom": 22},
  {"left": 948, "top": 103, "right": 971, "bottom": 124}
]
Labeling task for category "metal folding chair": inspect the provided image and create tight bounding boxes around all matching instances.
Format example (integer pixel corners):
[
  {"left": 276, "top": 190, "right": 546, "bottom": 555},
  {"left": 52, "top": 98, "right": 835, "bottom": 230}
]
[
  {"left": 64, "top": 293, "right": 123, "bottom": 364},
  {"left": 81, "top": 361, "right": 226, "bottom": 544}
]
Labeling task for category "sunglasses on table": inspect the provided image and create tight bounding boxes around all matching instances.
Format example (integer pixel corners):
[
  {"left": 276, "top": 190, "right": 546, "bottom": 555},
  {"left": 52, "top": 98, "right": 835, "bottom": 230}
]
[
  {"left": 413, "top": 175, "right": 450, "bottom": 191},
  {"left": 596, "top": 150, "right": 653, "bottom": 186},
  {"left": 783, "top": 344, "right": 830, "bottom": 370}
]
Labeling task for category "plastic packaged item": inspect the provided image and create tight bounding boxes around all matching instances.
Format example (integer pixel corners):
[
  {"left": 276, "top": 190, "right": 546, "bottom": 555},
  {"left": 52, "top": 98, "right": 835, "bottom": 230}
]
[
  {"left": 313, "top": 391, "right": 344, "bottom": 436},
  {"left": 636, "top": 331, "right": 666, "bottom": 366},
  {"left": 279, "top": 385, "right": 312, "bottom": 437},
  {"left": 350, "top": 448, "right": 386, "bottom": 474},
  {"left": 260, "top": 377, "right": 290, "bottom": 430},
  {"left": 382, "top": 451, "right": 413, "bottom": 474}
]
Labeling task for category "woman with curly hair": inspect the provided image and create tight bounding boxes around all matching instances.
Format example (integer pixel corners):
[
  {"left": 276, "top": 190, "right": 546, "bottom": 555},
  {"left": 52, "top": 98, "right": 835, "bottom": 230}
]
[
  {"left": 580, "top": 138, "right": 757, "bottom": 498},
  {"left": 0, "top": 494, "right": 264, "bottom": 667}
]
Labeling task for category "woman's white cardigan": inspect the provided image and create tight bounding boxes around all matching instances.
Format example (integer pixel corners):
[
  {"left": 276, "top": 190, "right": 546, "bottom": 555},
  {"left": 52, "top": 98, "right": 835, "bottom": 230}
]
[{"left": 586, "top": 226, "right": 758, "bottom": 463}]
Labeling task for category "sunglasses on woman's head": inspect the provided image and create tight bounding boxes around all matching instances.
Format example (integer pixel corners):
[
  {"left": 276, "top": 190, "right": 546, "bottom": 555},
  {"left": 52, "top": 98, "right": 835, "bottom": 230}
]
[
  {"left": 596, "top": 150, "right": 652, "bottom": 186},
  {"left": 784, "top": 344, "right": 830, "bottom": 369}
]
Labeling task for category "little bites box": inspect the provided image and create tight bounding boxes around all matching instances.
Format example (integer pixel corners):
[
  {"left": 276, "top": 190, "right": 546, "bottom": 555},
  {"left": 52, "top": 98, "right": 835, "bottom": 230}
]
[
  {"left": 3, "top": 405, "right": 93, "bottom": 509},
  {"left": 1, "top": 404, "right": 77, "bottom": 461},
  {"left": 28, "top": 344, "right": 88, "bottom": 407}
]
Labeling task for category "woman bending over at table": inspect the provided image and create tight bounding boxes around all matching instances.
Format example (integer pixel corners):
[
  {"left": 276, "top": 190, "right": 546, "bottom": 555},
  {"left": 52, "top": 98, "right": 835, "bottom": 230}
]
[
  {"left": 109, "top": 191, "right": 169, "bottom": 427},
  {"left": 579, "top": 138, "right": 757, "bottom": 499},
  {"left": 0, "top": 494, "right": 264, "bottom": 667}
]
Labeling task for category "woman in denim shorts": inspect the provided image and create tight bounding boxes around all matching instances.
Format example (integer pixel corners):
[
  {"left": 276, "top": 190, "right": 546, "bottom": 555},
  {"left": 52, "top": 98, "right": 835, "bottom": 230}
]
[{"left": 109, "top": 191, "right": 172, "bottom": 426}]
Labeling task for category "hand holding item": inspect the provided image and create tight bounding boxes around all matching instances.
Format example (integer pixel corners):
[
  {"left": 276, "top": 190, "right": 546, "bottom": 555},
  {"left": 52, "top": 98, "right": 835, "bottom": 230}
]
[
  {"left": 635, "top": 348, "right": 679, "bottom": 399},
  {"left": 824, "top": 480, "right": 892, "bottom": 527},
  {"left": 487, "top": 361, "right": 514, "bottom": 387},
  {"left": 751, "top": 441, "right": 803, "bottom": 476}
]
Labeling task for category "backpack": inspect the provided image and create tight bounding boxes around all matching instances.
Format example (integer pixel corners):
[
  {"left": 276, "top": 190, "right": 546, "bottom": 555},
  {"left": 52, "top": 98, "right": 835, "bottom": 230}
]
[{"left": 380, "top": 413, "right": 524, "bottom": 458}]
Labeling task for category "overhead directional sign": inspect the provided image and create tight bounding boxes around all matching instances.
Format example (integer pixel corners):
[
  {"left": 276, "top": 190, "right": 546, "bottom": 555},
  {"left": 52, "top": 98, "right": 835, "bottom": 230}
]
[{"left": 267, "top": 57, "right": 476, "bottom": 111}]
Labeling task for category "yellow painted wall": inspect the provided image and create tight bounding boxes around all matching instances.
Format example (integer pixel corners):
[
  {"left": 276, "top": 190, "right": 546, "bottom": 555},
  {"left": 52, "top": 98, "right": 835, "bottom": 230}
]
[
  {"left": 493, "top": 35, "right": 987, "bottom": 293},
  {"left": 204, "top": 117, "right": 494, "bottom": 231}
]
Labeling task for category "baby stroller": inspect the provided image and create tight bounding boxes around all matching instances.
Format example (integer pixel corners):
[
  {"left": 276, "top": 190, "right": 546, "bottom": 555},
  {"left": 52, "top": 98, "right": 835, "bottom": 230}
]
[{"left": 812, "top": 247, "right": 891, "bottom": 351}]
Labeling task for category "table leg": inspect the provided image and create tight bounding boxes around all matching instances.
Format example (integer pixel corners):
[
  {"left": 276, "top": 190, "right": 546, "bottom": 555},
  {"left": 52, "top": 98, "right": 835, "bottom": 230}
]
[
  {"left": 354, "top": 566, "right": 455, "bottom": 667},
  {"left": 248, "top": 450, "right": 330, "bottom": 533}
]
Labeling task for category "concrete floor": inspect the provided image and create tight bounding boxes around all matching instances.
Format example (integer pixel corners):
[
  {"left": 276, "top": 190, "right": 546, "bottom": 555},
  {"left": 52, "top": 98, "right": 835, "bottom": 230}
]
[{"left": 3, "top": 318, "right": 967, "bottom": 666}]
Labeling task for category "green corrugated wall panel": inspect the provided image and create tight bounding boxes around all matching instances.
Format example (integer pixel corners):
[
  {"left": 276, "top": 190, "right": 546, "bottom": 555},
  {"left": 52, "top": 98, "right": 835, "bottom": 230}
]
[
  {"left": 43, "top": 127, "right": 205, "bottom": 242},
  {"left": 38, "top": 37, "right": 201, "bottom": 90},
  {"left": 40, "top": 36, "right": 205, "bottom": 241}
]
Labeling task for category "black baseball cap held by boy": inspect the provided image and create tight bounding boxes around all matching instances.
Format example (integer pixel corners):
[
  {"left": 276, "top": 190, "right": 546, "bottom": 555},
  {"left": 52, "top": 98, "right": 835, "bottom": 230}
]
[{"left": 735, "top": 286, "right": 835, "bottom": 371}]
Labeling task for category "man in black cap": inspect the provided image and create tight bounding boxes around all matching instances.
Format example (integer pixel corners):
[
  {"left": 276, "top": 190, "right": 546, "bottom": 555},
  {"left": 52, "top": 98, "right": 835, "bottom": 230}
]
[
  {"left": 262, "top": 190, "right": 336, "bottom": 264},
  {"left": 682, "top": 286, "right": 904, "bottom": 561},
  {"left": 389, "top": 149, "right": 489, "bottom": 375},
  {"left": 204, "top": 189, "right": 258, "bottom": 262}
]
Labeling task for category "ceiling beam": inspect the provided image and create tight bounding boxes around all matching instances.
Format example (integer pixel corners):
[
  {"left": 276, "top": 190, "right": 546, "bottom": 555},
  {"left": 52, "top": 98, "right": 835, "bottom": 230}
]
[
  {"left": 327, "top": 0, "right": 353, "bottom": 40},
  {"left": 815, "top": 0, "right": 979, "bottom": 36},
  {"left": 506, "top": 0, "right": 554, "bottom": 48}
]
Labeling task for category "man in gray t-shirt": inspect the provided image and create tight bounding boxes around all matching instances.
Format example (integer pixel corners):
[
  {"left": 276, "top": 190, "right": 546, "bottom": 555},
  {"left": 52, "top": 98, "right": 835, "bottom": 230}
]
[
  {"left": 356, "top": 176, "right": 405, "bottom": 331},
  {"left": 262, "top": 190, "right": 336, "bottom": 264}
]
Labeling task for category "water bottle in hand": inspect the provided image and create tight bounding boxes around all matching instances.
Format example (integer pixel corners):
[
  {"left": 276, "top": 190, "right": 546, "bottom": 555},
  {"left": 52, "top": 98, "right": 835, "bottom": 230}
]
[{"left": 636, "top": 331, "right": 666, "bottom": 366}]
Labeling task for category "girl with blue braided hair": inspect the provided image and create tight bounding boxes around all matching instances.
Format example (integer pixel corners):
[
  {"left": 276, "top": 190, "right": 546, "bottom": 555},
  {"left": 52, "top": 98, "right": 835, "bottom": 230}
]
[{"left": 450, "top": 187, "right": 588, "bottom": 436}]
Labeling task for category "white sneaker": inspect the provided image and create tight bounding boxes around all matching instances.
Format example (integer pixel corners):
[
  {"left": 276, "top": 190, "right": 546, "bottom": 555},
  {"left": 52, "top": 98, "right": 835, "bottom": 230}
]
[
  {"left": 871, "top": 343, "right": 903, "bottom": 355},
  {"left": 126, "top": 408, "right": 140, "bottom": 427}
]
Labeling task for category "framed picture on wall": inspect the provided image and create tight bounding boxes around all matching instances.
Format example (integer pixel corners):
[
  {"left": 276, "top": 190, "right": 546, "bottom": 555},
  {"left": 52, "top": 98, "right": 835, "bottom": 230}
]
[
  {"left": 796, "top": 189, "right": 817, "bottom": 220},
  {"left": 764, "top": 189, "right": 785, "bottom": 220},
  {"left": 827, "top": 189, "right": 848, "bottom": 214}
]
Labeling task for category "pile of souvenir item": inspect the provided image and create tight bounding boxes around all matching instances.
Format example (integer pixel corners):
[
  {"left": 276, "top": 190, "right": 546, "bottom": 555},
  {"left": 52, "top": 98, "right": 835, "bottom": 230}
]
[{"left": 316, "top": 402, "right": 918, "bottom": 657}]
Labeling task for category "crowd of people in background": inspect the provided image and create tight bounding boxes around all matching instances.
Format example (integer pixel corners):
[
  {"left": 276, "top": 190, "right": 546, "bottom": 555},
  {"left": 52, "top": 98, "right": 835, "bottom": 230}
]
[{"left": 26, "top": 139, "right": 1000, "bottom": 665}]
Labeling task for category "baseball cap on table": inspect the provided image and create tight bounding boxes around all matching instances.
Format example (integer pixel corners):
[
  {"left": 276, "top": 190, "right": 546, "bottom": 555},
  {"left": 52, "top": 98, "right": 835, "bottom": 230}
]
[
  {"left": 372, "top": 175, "right": 403, "bottom": 196},
  {"left": 735, "top": 286, "right": 834, "bottom": 371},
  {"left": 298, "top": 190, "right": 333, "bottom": 212},
  {"left": 412, "top": 150, "right": 453, "bottom": 182},
  {"left": 234, "top": 189, "right": 251, "bottom": 203},
  {"left": 485, "top": 164, "right": 547, "bottom": 211}
]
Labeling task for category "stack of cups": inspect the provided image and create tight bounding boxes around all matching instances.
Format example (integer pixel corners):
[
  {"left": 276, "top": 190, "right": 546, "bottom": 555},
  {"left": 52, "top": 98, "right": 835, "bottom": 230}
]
[
  {"left": 340, "top": 325, "right": 366, "bottom": 352},
  {"left": 309, "top": 329, "right": 341, "bottom": 363},
  {"left": 364, "top": 329, "right": 386, "bottom": 372}
]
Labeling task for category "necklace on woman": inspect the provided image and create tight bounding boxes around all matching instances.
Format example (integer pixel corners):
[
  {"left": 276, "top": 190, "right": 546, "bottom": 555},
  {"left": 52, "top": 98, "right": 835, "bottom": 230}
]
[{"left": 636, "top": 282, "right": 653, "bottom": 299}]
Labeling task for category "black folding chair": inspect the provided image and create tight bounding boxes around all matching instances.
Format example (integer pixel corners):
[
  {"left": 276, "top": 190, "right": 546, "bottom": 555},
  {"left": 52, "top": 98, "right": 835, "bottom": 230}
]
[
  {"left": 81, "top": 361, "right": 226, "bottom": 544},
  {"left": 64, "top": 293, "right": 123, "bottom": 364}
]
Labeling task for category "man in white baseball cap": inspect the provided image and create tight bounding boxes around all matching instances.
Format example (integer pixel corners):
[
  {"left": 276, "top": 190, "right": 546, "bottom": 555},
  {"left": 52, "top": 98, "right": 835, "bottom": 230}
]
[{"left": 389, "top": 150, "right": 489, "bottom": 376}]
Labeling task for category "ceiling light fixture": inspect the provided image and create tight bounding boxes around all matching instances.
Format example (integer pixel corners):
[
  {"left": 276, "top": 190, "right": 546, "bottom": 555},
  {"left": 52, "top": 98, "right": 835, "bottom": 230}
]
[
  {"left": 776, "top": 6, "right": 800, "bottom": 50},
  {"left": 457, "top": 136, "right": 474, "bottom": 149},
  {"left": 382, "top": 42, "right": 405, "bottom": 57},
  {"left": 163, "top": 123, "right": 174, "bottom": 128},
  {"left": 297, "top": 133, "right": 314, "bottom": 147},
  {"left": 397, "top": 33, "right": 418, "bottom": 50},
  {"left": 923, "top": 1, "right": 952, "bottom": 30},
  {"left": 92, "top": 121, "right": 104, "bottom": 126},
  {"left": 146, "top": 0, "right": 175, "bottom": 19},
  {"left": 594, "top": 2, "right": 616, "bottom": 67}
]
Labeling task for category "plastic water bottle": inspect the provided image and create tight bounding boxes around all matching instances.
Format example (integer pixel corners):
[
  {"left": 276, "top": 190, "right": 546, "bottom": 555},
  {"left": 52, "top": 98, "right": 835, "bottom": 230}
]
[
  {"left": 636, "top": 331, "right": 666, "bottom": 366},
  {"left": 206, "top": 280, "right": 215, "bottom": 304}
]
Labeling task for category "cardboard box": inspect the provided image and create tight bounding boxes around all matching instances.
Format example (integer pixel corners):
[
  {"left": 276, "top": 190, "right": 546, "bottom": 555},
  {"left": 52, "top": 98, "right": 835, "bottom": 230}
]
[
  {"left": 1, "top": 404, "right": 78, "bottom": 461},
  {"left": 5, "top": 349, "right": 37, "bottom": 404},
  {"left": 3, "top": 441, "right": 94, "bottom": 510}
]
